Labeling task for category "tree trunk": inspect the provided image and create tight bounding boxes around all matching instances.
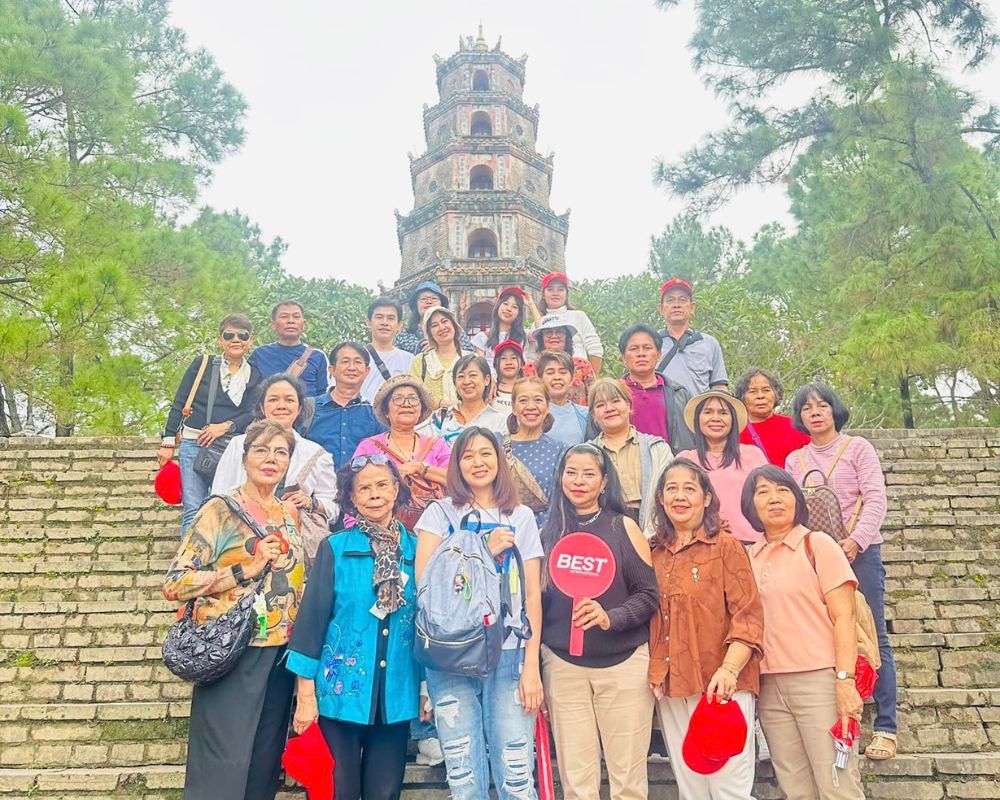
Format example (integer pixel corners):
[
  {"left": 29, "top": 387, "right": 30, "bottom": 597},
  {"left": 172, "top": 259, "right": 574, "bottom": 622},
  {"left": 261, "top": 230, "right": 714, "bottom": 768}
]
[
  {"left": 3, "top": 384, "right": 23, "bottom": 434},
  {"left": 0, "top": 385, "right": 10, "bottom": 437},
  {"left": 899, "top": 375, "right": 915, "bottom": 429}
]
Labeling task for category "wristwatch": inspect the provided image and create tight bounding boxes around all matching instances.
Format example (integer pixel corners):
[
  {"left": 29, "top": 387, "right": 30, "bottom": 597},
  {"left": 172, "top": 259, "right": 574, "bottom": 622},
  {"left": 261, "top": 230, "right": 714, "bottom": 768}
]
[
  {"left": 836, "top": 670, "right": 856, "bottom": 681},
  {"left": 232, "top": 564, "right": 251, "bottom": 587}
]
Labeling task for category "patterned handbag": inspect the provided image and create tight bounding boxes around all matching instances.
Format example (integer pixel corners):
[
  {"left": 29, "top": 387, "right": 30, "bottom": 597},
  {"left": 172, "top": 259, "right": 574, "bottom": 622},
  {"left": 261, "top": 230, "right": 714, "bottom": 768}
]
[
  {"left": 797, "top": 437, "right": 863, "bottom": 542},
  {"left": 161, "top": 495, "right": 270, "bottom": 685}
]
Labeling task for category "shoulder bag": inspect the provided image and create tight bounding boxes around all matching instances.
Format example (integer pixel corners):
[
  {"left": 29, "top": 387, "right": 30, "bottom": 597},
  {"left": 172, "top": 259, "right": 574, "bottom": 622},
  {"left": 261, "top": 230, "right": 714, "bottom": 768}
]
[
  {"left": 161, "top": 495, "right": 272, "bottom": 685},
  {"left": 367, "top": 346, "right": 392, "bottom": 381},
  {"left": 503, "top": 436, "right": 549, "bottom": 513},
  {"left": 293, "top": 448, "right": 332, "bottom": 568},
  {"left": 192, "top": 358, "right": 235, "bottom": 480},
  {"left": 369, "top": 436, "right": 444, "bottom": 530},
  {"left": 796, "top": 437, "right": 863, "bottom": 542}
]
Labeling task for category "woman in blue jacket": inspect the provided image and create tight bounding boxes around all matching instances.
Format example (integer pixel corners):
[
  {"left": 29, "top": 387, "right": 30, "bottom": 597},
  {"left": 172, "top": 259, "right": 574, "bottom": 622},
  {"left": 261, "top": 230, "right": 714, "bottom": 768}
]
[{"left": 286, "top": 454, "right": 430, "bottom": 800}]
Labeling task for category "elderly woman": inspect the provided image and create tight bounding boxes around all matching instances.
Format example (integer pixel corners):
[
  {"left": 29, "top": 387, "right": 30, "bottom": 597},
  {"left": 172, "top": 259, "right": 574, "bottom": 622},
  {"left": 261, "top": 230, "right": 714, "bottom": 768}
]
[
  {"left": 159, "top": 314, "right": 264, "bottom": 532},
  {"left": 396, "top": 280, "right": 475, "bottom": 355},
  {"left": 676, "top": 390, "right": 768, "bottom": 544},
  {"left": 648, "top": 458, "right": 764, "bottom": 799},
  {"left": 490, "top": 339, "right": 526, "bottom": 414},
  {"left": 785, "top": 383, "right": 897, "bottom": 761},
  {"left": 735, "top": 369, "right": 810, "bottom": 467},
  {"left": 409, "top": 306, "right": 470, "bottom": 408},
  {"left": 541, "top": 444, "right": 659, "bottom": 800},
  {"left": 420, "top": 354, "right": 507, "bottom": 443},
  {"left": 287, "top": 455, "right": 430, "bottom": 800},
  {"left": 163, "top": 420, "right": 305, "bottom": 800},
  {"left": 743, "top": 465, "right": 865, "bottom": 800},
  {"left": 588, "top": 378, "right": 673, "bottom": 537},
  {"left": 504, "top": 377, "right": 566, "bottom": 525},
  {"left": 212, "top": 374, "right": 338, "bottom": 559},
  {"left": 471, "top": 286, "right": 529, "bottom": 356},
  {"left": 524, "top": 315, "right": 596, "bottom": 406}
]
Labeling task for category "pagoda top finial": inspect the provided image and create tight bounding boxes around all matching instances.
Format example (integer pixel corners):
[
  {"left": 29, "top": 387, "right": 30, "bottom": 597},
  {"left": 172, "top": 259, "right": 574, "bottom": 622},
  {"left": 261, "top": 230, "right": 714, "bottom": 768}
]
[{"left": 474, "top": 23, "right": 488, "bottom": 52}]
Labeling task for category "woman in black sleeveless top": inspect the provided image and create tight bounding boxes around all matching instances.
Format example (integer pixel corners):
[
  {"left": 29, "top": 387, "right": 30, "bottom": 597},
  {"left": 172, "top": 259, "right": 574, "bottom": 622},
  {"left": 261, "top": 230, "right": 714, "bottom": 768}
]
[{"left": 540, "top": 443, "right": 658, "bottom": 800}]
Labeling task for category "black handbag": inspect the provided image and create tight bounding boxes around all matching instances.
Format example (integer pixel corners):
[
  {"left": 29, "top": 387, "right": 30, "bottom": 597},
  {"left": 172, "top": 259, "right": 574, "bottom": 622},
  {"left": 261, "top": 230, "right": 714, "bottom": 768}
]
[
  {"left": 161, "top": 495, "right": 271, "bottom": 685},
  {"left": 193, "top": 357, "right": 234, "bottom": 480}
]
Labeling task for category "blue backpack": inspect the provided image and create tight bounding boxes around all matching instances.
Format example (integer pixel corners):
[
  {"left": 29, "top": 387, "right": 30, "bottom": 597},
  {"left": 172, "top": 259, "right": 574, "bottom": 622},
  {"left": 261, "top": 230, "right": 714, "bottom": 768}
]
[{"left": 414, "top": 507, "right": 531, "bottom": 678}]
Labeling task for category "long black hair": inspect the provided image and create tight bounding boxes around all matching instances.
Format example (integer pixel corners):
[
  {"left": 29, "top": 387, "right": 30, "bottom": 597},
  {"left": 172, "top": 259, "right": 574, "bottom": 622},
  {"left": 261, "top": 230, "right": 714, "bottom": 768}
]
[
  {"left": 486, "top": 293, "right": 527, "bottom": 351},
  {"left": 650, "top": 458, "right": 722, "bottom": 549},
  {"left": 692, "top": 395, "right": 743, "bottom": 470}
]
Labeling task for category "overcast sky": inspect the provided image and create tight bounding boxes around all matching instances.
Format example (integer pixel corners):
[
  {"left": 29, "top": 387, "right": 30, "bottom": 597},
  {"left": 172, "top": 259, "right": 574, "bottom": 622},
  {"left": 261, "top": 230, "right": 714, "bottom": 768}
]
[{"left": 169, "top": 0, "right": 1000, "bottom": 290}]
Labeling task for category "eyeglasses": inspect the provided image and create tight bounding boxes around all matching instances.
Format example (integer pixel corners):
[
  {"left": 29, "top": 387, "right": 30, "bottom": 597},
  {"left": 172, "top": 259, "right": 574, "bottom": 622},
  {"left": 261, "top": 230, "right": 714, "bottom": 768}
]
[
  {"left": 222, "top": 331, "right": 251, "bottom": 341},
  {"left": 390, "top": 394, "right": 421, "bottom": 407},
  {"left": 248, "top": 445, "right": 290, "bottom": 460},
  {"left": 351, "top": 454, "right": 391, "bottom": 471}
]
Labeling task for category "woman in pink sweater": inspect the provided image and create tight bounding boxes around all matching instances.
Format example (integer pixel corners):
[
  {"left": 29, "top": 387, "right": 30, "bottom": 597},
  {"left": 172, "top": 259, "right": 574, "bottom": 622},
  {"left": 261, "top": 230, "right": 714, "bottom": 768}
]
[{"left": 785, "top": 382, "right": 897, "bottom": 761}]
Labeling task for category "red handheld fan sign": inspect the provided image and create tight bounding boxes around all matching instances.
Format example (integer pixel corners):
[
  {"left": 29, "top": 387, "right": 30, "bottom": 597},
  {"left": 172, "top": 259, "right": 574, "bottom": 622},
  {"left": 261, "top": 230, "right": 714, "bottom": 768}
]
[{"left": 548, "top": 532, "right": 616, "bottom": 657}]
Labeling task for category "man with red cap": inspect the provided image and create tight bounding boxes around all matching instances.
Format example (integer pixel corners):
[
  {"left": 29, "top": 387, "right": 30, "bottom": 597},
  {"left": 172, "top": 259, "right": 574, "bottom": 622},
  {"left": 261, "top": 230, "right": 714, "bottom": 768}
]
[{"left": 657, "top": 277, "right": 729, "bottom": 397}]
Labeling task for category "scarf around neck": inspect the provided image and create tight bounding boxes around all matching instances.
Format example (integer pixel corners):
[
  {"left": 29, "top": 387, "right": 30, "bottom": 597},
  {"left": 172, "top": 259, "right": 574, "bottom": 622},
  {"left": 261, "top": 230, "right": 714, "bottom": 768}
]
[
  {"left": 424, "top": 349, "right": 459, "bottom": 404},
  {"left": 356, "top": 516, "right": 405, "bottom": 614}
]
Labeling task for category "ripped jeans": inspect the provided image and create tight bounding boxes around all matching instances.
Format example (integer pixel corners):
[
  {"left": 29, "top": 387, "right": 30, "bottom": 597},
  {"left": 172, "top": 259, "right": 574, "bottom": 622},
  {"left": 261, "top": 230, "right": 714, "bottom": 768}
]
[{"left": 425, "top": 648, "right": 537, "bottom": 800}]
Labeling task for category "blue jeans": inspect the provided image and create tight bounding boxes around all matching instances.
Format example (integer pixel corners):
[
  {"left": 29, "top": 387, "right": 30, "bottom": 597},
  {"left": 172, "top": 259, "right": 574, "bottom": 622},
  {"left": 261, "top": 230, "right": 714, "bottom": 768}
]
[
  {"left": 178, "top": 439, "right": 210, "bottom": 534},
  {"left": 410, "top": 719, "right": 437, "bottom": 741},
  {"left": 426, "top": 649, "right": 537, "bottom": 800},
  {"left": 852, "top": 544, "right": 898, "bottom": 734}
]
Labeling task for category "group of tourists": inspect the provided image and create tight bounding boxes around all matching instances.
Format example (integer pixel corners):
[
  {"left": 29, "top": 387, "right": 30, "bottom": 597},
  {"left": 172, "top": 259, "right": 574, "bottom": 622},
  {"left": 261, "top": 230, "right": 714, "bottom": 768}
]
[{"left": 159, "top": 272, "right": 897, "bottom": 800}]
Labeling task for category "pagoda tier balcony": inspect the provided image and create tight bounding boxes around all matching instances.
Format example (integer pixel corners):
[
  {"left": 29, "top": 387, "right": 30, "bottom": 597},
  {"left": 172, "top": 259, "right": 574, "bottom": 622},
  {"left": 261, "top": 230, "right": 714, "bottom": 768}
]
[
  {"left": 395, "top": 190, "right": 570, "bottom": 240},
  {"left": 434, "top": 49, "right": 528, "bottom": 91},
  {"left": 398, "top": 258, "right": 548, "bottom": 290},
  {"left": 409, "top": 139, "right": 554, "bottom": 180},
  {"left": 423, "top": 92, "right": 539, "bottom": 128}
]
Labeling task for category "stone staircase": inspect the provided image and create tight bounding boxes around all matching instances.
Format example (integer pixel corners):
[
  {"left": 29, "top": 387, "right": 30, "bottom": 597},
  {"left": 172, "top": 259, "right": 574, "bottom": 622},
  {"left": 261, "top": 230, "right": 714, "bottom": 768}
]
[{"left": 0, "top": 430, "right": 998, "bottom": 799}]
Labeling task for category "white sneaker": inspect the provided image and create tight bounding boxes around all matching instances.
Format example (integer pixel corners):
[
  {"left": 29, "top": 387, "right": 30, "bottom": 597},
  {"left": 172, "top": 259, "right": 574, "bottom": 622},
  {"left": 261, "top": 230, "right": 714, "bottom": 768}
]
[{"left": 416, "top": 737, "right": 445, "bottom": 766}]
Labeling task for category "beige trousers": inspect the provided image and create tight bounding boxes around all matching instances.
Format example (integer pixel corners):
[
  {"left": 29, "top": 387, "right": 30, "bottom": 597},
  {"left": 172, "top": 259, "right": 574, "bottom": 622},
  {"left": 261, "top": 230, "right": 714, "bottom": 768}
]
[
  {"left": 759, "top": 670, "right": 865, "bottom": 800},
  {"left": 656, "top": 690, "right": 757, "bottom": 800},
  {"left": 541, "top": 643, "right": 654, "bottom": 800}
]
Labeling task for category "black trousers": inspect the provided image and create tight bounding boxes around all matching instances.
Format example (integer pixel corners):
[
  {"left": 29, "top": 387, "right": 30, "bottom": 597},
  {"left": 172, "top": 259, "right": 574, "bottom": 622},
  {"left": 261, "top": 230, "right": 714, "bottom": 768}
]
[
  {"left": 185, "top": 645, "right": 295, "bottom": 800},
  {"left": 318, "top": 710, "right": 409, "bottom": 800}
]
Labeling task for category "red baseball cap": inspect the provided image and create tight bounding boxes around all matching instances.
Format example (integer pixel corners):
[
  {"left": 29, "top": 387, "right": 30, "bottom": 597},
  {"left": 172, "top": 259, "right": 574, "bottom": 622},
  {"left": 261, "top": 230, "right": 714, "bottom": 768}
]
[
  {"left": 498, "top": 286, "right": 527, "bottom": 301},
  {"left": 493, "top": 339, "right": 525, "bottom": 358},
  {"left": 682, "top": 694, "right": 748, "bottom": 774},
  {"left": 541, "top": 272, "right": 570, "bottom": 290},
  {"left": 153, "top": 460, "right": 182, "bottom": 506},
  {"left": 660, "top": 277, "right": 693, "bottom": 298},
  {"left": 282, "top": 721, "right": 334, "bottom": 800}
]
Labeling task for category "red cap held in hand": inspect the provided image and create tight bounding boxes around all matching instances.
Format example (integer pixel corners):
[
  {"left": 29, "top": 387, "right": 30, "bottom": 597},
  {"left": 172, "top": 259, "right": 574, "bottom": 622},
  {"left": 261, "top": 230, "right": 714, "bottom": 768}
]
[
  {"left": 154, "top": 460, "right": 182, "bottom": 506},
  {"left": 682, "top": 693, "right": 748, "bottom": 775},
  {"left": 282, "top": 721, "right": 334, "bottom": 800}
]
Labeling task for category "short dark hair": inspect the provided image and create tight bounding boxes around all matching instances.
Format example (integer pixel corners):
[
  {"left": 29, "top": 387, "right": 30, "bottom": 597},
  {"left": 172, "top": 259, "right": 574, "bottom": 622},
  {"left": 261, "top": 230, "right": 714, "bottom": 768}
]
[
  {"left": 740, "top": 465, "right": 811, "bottom": 533},
  {"left": 254, "top": 373, "right": 307, "bottom": 422},
  {"left": 329, "top": 341, "right": 371, "bottom": 367},
  {"left": 535, "top": 349, "right": 575, "bottom": 376},
  {"left": 651, "top": 458, "right": 723, "bottom": 548},
  {"left": 218, "top": 314, "right": 253, "bottom": 335},
  {"left": 735, "top": 368, "right": 784, "bottom": 407},
  {"left": 790, "top": 382, "right": 850, "bottom": 434},
  {"left": 271, "top": 300, "right": 305, "bottom": 320},
  {"left": 618, "top": 324, "right": 662, "bottom": 354},
  {"left": 336, "top": 457, "right": 411, "bottom": 519},
  {"left": 242, "top": 420, "right": 296, "bottom": 458},
  {"left": 446, "top": 427, "right": 519, "bottom": 514},
  {"left": 367, "top": 297, "right": 404, "bottom": 321},
  {"left": 452, "top": 354, "right": 493, "bottom": 401}
]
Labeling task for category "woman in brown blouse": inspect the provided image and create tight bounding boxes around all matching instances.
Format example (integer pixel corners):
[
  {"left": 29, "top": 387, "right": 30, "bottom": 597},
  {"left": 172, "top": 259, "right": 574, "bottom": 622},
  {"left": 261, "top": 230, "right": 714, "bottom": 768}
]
[{"left": 648, "top": 457, "right": 764, "bottom": 800}]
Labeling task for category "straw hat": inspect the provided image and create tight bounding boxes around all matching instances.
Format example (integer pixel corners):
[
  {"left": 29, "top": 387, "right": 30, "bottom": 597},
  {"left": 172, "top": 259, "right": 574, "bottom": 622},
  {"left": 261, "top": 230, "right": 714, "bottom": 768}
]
[
  {"left": 683, "top": 390, "right": 749, "bottom": 434},
  {"left": 421, "top": 305, "right": 461, "bottom": 345},
  {"left": 372, "top": 375, "right": 435, "bottom": 427}
]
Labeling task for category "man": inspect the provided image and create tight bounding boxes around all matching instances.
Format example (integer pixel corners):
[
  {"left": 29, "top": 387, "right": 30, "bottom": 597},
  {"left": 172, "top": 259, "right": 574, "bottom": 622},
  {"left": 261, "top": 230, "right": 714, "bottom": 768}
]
[
  {"left": 307, "top": 341, "right": 386, "bottom": 470},
  {"left": 360, "top": 297, "right": 414, "bottom": 404},
  {"left": 656, "top": 277, "right": 728, "bottom": 396},
  {"left": 248, "top": 300, "right": 329, "bottom": 397},
  {"left": 619, "top": 324, "right": 694, "bottom": 452}
]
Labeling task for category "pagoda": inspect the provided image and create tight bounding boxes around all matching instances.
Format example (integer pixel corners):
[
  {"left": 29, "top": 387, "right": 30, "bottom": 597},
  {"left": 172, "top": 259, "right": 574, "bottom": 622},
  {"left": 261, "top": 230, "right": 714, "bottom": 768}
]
[{"left": 394, "top": 28, "right": 571, "bottom": 333}]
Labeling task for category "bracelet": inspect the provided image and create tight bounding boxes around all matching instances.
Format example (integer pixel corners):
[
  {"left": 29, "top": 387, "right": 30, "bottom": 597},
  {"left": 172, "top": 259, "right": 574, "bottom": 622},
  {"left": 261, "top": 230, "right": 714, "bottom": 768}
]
[
  {"left": 420, "top": 462, "right": 430, "bottom": 476},
  {"left": 160, "top": 443, "right": 176, "bottom": 449}
]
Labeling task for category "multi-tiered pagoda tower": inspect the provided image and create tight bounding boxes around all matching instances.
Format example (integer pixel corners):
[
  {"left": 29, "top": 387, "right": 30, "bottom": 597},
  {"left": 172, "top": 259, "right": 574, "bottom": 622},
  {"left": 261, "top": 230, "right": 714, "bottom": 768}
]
[{"left": 394, "top": 28, "right": 571, "bottom": 333}]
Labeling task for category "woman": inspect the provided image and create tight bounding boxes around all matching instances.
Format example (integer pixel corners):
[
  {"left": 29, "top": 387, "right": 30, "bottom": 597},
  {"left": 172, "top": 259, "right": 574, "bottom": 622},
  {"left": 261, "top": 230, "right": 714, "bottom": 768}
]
[
  {"left": 735, "top": 368, "right": 810, "bottom": 467},
  {"left": 505, "top": 377, "right": 566, "bottom": 525},
  {"left": 589, "top": 378, "right": 673, "bottom": 537},
  {"left": 540, "top": 444, "right": 659, "bottom": 800},
  {"left": 415, "top": 427, "right": 545, "bottom": 800},
  {"left": 525, "top": 272, "right": 603, "bottom": 373},
  {"left": 490, "top": 339, "right": 526, "bottom": 414},
  {"left": 420, "top": 354, "right": 507, "bottom": 443},
  {"left": 524, "top": 315, "right": 596, "bottom": 406},
  {"left": 212, "top": 374, "right": 338, "bottom": 552},
  {"left": 785, "top": 382, "right": 897, "bottom": 760},
  {"left": 396, "top": 280, "right": 474, "bottom": 355},
  {"left": 676, "top": 390, "right": 768, "bottom": 544},
  {"left": 159, "top": 314, "right": 264, "bottom": 532},
  {"left": 648, "top": 458, "right": 764, "bottom": 799},
  {"left": 472, "top": 286, "right": 529, "bottom": 356},
  {"left": 537, "top": 350, "right": 588, "bottom": 446},
  {"left": 287, "top": 455, "right": 430, "bottom": 800},
  {"left": 163, "top": 420, "right": 305, "bottom": 800},
  {"left": 742, "top": 465, "right": 865, "bottom": 799},
  {"left": 409, "top": 306, "right": 470, "bottom": 408}
]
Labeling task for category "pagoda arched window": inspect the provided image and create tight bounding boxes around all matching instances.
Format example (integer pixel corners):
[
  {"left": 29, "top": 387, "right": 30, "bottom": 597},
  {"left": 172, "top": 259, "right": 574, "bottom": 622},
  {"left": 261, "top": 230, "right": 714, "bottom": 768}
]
[
  {"left": 469, "top": 165, "right": 494, "bottom": 190},
  {"left": 468, "top": 229, "right": 498, "bottom": 258},
  {"left": 472, "top": 70, "right": 490, "bottom": 91},
  {"left": 471, "top": 111, "right": 492, "bottom": 137}
]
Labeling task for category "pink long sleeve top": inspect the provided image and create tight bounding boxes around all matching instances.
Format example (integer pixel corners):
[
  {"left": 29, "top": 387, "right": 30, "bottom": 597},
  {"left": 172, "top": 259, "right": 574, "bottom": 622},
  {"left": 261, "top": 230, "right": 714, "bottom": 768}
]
[{"left": 784, "top": 433, "right": 887, "bottom": 551}]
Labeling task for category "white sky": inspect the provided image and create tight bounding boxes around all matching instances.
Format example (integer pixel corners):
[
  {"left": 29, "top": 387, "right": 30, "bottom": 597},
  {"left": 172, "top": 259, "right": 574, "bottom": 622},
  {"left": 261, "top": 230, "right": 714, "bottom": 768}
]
[{"left": 169, "top": 0, "right": 1000, "bottom": 289}]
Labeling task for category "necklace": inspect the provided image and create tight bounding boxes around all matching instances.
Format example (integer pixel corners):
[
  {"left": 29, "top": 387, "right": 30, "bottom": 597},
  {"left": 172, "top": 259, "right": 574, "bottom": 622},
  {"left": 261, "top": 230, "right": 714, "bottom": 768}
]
[
  {"left": 238, "top": 488, "right": 281, "bottom": 517},
  {"left": 388, "top": 430, "right": 418, "bottom": 460},
  {"left": 577, "top": 507, "right": 603, "bottom": 526}
]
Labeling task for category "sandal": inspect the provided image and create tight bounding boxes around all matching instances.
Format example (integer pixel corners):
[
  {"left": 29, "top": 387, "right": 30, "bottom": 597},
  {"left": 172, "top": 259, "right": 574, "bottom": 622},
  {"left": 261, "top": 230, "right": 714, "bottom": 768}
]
[{"left": 865, "top": 732, "right": 897, "bottom": 760}]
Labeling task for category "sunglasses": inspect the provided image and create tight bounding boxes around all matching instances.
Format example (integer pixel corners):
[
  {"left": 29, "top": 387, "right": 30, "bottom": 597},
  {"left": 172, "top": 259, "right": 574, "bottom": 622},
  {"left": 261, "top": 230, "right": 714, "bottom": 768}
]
[
  {"left": 351, "top": 454, "right": 391, "bottom": 471},
  {"left": 222, "top": 331, "right": 251, "bottom": 341}
]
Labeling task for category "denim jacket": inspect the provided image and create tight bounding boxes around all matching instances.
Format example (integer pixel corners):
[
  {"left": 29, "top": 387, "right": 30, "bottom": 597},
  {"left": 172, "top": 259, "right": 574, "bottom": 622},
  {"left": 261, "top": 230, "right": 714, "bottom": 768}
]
[{"left": 285, "top": 524, "right": 420, "bottom": 725}]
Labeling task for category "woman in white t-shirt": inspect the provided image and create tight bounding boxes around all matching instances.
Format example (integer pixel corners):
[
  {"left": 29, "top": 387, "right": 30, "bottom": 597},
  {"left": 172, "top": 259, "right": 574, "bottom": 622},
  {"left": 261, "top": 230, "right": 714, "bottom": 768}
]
[
  {"left": 414, "top": 427, "right": 544, "bottom": 800},
  {"left": 419, "top": 355, "right": 507, "bottom": 444},
  {"left": 526, "top": 272, "right": 604, "bottom": 374},
  {"left": 471, "top": 287, "right": 530, "bottom": 357}
]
